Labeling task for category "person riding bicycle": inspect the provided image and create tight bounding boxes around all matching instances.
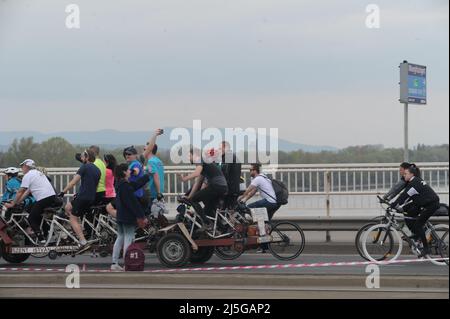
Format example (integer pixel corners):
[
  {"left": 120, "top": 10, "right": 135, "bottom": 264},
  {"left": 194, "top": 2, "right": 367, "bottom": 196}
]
[
  {"left": 1, "top": 167, "right": 35, "bottom": 218},
  {"left": 103, "top": 154, "right": 117, "bottom": 204},
  {"left": 383, "top": 162, "right": 418, "bottom": 201},
  {"left": 390, "top": 165, "right": 440, "bottom": 258},
  {"left": 179, "top": 146, "right": 228, "bottom": 229},
  {"left": 4, "top": 159, "right": 57, "bottom": 243},
  {"left": 238, "top": 163, "right": 281, "bottom": 253},
  {"left": 238, "top": 163, "right": 281, "bottom": 220},
  {"left": 218, "top": 141, "right": 242, "bottom": 209},
  {"left": 60, "top": 149, "right": 101, "bottom": 252},
  {"left": 88, "top": 145, "right": 107, "bottom": 205}
]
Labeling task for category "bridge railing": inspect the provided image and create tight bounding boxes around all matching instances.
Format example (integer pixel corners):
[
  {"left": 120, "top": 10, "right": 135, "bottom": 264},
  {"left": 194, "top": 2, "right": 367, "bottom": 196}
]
[{"left": 1, "top": 163, "right": 448, "bottom": 216}]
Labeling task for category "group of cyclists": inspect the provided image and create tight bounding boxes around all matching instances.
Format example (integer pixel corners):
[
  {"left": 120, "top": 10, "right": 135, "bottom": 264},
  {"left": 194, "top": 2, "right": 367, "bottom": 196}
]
[{"left": 0, "top": 131, "right": 445, "bottom": 267}]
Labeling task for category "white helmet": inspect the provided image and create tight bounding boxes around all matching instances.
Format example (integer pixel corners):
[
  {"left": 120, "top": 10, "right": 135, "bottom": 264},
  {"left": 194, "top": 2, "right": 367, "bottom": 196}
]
[{"left": 3, "top": 167, "right": 20, "bottom": 175}]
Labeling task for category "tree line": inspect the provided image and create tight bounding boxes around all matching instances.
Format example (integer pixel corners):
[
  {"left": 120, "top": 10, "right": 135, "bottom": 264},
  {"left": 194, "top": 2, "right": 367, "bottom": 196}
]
[{"left": 0, "top": 137, "right": 448, "bottom": 168}]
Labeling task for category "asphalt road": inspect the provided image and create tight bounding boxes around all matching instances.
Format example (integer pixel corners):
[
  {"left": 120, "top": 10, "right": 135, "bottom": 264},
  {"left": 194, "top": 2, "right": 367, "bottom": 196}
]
[
  {"left": 0, "top": 252, "right": 448, "bottom": 275},
  {"left": 1, "top": 252, "right": 448, "bottom": 299}
]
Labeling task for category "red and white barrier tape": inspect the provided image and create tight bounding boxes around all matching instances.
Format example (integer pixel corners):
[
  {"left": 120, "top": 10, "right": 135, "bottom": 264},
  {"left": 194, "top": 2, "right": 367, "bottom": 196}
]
[{"left": 0, "top": 257, "right": 447, "bottom": 273}]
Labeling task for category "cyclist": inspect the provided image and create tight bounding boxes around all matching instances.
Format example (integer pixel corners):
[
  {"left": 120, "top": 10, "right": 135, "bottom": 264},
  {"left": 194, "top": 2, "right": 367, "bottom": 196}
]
[
  {"left": 4, "top": 159, "right": 57, "bottom": 243},
  {"left": 103, "top": 154, "right": 117, "bottom": 204},
  {"left": 383, "top": 162, "right": 417, "bottom": 201},
  {"left": 123, "top": 146, "right": 146, "bottom": 209},
  {"left": 143, "top": 129, "right": 165, "bottom": 207},
  {"left": 1, "top": 167, "right": 34, "bottom": 205},
  {"left": 391, "top": 165, "right": 440, "bottom": 257},
  {"left": 218, "top": 141, "right": 242, "bottom": 209},
  {"left": 89, "top": 145, "right": 107, "bottom": 205},
  {"left": 1, "top": 167, "right": 35, "bottom": 218},
  {"left": 60, "top": 149, "right": 100, "bottom": 252},
  {"left": 180, "top": 146, "right": 228, "bottom": 228},
  {"left": 238, "top": 163, "right": 281, "bottom": 221}
]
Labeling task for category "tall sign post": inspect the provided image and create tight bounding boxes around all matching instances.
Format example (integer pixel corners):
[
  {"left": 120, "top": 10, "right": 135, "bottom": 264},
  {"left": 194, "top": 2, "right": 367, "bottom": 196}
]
[{"left": 399, "top": 61, "right": 427, "bottom": 162}]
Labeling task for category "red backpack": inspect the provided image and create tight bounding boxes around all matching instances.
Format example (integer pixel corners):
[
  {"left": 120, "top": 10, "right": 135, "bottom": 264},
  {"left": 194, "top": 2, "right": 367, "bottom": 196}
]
[{"left": 124, "top": 243, "right": 145, "bottom": 271}]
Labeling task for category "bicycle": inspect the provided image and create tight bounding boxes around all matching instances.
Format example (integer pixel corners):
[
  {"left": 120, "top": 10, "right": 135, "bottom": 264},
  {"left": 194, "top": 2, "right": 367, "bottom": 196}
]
[
  {"left": 173, "top": 197, "right": 306, "bottom": 264},
  {"left": 355, "top": 196, "right": 449, "bottom": 261},
  {"left": 360, "top": 199, "right": 449, "bottom": 266}
]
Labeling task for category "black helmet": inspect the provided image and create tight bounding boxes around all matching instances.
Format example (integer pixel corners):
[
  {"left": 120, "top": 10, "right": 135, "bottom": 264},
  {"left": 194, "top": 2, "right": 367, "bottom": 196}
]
[{"left": 123, "top": 146, "right": 138, "bottom": 159}]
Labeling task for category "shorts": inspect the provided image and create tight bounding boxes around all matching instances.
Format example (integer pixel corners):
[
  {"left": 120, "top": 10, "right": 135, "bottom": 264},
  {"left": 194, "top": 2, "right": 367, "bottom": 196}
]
[
  {"left": 71, "top": 198, "right": 94, "bottom": 217},
  {"left": 108, "top": 198, "right": 117, "bottom": 210},
  {"left": 94, "top": 192, "right": 105, "bottom": 205}
]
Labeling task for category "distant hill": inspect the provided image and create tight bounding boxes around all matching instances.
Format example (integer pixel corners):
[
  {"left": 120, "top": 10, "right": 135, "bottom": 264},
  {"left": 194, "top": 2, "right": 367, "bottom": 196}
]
[{"left": 0, "top": 130, "right": 338, "bottom": 153}]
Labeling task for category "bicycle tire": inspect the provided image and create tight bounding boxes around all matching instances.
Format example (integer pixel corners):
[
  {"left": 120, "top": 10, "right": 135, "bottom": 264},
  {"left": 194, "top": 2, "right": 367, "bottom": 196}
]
[
  {"left": 268, "top": 221, "right": 305, "bottom": 261},
  {"left": 361, "top": 224, "right": 403, "bottom": 263}
]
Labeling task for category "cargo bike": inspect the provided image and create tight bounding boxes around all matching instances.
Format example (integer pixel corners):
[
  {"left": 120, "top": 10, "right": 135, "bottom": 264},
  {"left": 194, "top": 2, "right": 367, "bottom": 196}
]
[{"left": 155, "top": 197, "right": 306, "bottom": 268}]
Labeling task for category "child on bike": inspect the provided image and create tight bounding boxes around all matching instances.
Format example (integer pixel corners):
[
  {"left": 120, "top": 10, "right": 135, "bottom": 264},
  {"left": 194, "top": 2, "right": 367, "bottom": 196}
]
[{"left": 1, "top": 167, "right": 35, "bottom": 217}]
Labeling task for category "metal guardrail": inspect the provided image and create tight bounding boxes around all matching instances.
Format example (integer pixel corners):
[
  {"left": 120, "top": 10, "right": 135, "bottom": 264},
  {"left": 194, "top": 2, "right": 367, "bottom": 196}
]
[
  {"left": 270, "top": 216, "right": 449, "bottom": 231},
  {"left": 1, "top": 163, "right": 448, "bottom": 217}
]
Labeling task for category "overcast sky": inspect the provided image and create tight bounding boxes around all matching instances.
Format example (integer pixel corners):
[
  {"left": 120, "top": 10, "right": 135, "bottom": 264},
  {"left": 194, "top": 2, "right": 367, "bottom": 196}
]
[{"left": 0, "top": 0, "right": 448, "bottom": 148}]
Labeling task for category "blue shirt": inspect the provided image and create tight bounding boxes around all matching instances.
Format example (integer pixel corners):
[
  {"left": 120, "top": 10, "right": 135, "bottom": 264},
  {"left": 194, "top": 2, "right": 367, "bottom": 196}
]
[
  {"left": 147, "top": 156, "right": 165, "bottom": 199},
  {"left": 2, "top": 177, "right": 35, "bottom": 206},
  {"left": 76, "top": 163, "right": 101, "bottom": 201},
  {"left": 2, "top": 177, "right": 21, "bottom": 202},
  {"left": 128, "top": 160, "right": 144, "bottom": 198}
]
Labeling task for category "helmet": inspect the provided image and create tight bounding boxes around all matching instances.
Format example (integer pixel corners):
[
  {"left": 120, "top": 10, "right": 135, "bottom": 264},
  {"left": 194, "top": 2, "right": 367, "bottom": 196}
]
[
  {"left": 3, "top": 167, "right": 20, "bottom": 175},
  {"left": 123, "top": 146, "right": 138, "bottom": 159}
]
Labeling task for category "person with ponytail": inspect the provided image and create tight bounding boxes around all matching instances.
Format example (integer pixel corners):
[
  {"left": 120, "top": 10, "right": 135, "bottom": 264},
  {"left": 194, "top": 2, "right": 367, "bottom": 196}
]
[{"left": 390, "top": 165, "right": 440, "bottom": 258}]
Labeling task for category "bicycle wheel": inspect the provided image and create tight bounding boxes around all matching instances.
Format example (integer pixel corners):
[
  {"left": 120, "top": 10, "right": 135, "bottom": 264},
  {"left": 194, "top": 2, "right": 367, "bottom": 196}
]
[
  {"left": 441, "top": 230, "right": 449, "bottom": 266},
  {"left": 361, "top": 224, "right": 402, "bottom": 263},
  {"left": 355, "top": 220, "right": 390, "bottom": 261},
  {"left": 214, "top": 246, "right": 244, "bottom": 260},
  {"left": 427, "top": 226, "right": 449, "bottom": 266},
  {"left": 268, "top": 221, "right": 305, "bottom": 261}
]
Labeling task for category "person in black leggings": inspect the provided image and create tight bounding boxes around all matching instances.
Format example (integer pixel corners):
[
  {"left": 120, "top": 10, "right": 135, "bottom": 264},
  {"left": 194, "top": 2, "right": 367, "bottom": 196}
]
[
  {"left": 391, "top": 166, "right": 440, "bottom": 257},
  {"left": 179, "top": 147, "right": 228, "bottom": 226}
]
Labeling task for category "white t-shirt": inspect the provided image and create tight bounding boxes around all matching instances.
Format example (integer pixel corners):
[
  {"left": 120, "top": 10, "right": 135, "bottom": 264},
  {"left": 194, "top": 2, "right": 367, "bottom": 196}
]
[
  {"left": 251, "top": 174, "right": 277, "bottom": 204},
  {"left": 20, "top": 169, "right": 56, "bottom": 202}
]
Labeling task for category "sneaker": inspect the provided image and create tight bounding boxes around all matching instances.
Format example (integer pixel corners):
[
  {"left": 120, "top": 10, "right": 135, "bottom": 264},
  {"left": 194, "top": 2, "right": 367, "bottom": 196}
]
[
  {"left": 418, "top": 247, "right": 431, "bottom": 259},
  {"left": 256, "top": 248, "right": 267, "bottom": 254},
  {"left": 110, "top": 264, "right": 124, "bottom": 272}
]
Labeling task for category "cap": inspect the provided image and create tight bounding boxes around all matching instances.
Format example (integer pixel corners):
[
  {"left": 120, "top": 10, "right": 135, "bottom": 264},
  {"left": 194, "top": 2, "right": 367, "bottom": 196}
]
[{"left": 19, "top": 159, "right": 36, "bottom": 168}]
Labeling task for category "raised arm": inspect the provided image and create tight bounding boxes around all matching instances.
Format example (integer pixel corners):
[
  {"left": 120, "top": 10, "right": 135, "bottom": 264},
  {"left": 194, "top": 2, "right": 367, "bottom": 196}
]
[{"left": 143, "top": 129, "right": 164, "bottom": 159}]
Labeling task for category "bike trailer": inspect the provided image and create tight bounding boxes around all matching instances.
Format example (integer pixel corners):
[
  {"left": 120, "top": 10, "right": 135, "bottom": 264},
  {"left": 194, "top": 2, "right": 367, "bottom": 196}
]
[{"left": 124, "top": 243, "right": 145, "bottom": 271}]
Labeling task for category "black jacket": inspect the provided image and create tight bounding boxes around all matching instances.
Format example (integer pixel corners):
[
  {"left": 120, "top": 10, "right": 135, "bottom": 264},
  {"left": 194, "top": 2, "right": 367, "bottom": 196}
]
[
  {"left": 392, "top": 176, "right": 440, "bottom": 209},
  {"left": 115, "top": 174, "right": 150, "bottom": 225},
  {"left": 220, "top": 152, "right": 242, "bottom": 195}
]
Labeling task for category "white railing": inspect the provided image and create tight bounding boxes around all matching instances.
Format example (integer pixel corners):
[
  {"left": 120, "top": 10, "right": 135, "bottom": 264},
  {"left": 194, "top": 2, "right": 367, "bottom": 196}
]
[{"left": 1, "top": 163, "right": 448, "bottom": 217}]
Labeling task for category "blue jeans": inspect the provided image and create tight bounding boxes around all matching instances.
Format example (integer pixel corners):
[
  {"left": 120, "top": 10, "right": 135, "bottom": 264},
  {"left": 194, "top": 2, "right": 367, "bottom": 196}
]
[
  {"left": 247, "top": 199, "right": 280, "bottom": 220},
  {"left": 112, "top": 223, "right": 136, "bottom": 265}
]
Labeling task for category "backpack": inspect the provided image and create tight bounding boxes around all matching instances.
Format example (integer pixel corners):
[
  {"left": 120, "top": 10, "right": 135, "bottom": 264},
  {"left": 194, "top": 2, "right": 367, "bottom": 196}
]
[
  {"left": 260, "top": 175, "right": 289, "bottom": 205},
  {"left": 124, "top": 243, "right": 145, "bottom": 271}
]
